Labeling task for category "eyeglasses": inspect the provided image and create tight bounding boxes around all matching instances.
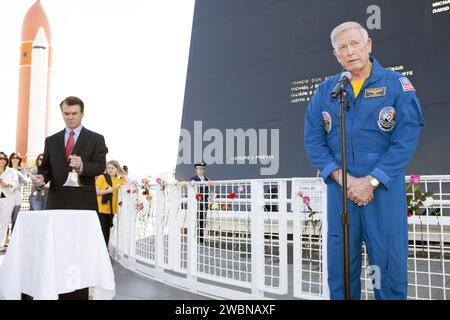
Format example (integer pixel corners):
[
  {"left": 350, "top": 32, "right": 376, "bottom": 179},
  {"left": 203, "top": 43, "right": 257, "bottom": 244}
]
[
  {"left": 0, "top": 158, "right": 7, "bottom": 161},
  {"left": 12, "top": 156, "right": 21, "bottom": 160}
]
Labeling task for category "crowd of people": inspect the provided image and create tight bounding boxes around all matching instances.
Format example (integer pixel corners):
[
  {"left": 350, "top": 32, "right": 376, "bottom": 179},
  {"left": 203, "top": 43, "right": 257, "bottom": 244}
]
[{"left": 0, "top": 150, "right": 130, "bottom": 253}]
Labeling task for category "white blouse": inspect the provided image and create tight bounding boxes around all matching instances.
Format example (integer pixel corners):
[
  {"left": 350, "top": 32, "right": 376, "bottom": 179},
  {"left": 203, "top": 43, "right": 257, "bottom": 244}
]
[{"left": 0, "top": 167, "right": 20, "bottom": 199}]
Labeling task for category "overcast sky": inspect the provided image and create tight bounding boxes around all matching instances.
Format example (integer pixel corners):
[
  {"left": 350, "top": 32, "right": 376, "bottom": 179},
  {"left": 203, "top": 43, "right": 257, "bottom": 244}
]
[{"left": 0, "top": 0, "right": 195, "bottom": 181}]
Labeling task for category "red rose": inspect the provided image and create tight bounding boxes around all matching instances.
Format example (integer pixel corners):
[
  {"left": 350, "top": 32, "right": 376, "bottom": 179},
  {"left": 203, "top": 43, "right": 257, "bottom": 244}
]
[
  {"left": 118, "top": 201, "right": 122, "bottom": 206},
  {"left": 227, "top": 192, "right": 236, "bottom": 199},
  {"left": 142, "top": 190, "right": 148, "bottom": 196},
  {"left": 126, "top": 189, "right": 131, "bottom": 194},
  {"left": 195, "top": 194, "right": 203, "bottom": 200},
  {"left": 407, "top": 210, "right": 413, "bottom": 217}
]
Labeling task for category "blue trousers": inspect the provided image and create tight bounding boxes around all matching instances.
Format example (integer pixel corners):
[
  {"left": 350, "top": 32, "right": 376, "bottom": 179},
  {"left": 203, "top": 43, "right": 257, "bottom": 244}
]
[{"left": 326, "top": 175, "right": 408, "bottom": 300}]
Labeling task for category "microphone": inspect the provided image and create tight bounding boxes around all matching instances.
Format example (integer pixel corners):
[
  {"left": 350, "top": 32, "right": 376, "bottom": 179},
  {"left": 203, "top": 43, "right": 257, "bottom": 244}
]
[{"left": 331, "top": 71, "right": 352, "bottom": 98}]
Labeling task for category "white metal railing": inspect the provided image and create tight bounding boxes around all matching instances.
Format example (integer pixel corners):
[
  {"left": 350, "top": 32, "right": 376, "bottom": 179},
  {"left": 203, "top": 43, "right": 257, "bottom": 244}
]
[{"left": 110, "top": 175, "right": 450, "bottom": 300}]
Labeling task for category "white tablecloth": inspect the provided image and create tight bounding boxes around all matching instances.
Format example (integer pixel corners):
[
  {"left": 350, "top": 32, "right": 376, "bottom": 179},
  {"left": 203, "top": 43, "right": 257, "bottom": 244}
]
[{"left": 0, "top": 210, "right": 115, "bottom": 300}]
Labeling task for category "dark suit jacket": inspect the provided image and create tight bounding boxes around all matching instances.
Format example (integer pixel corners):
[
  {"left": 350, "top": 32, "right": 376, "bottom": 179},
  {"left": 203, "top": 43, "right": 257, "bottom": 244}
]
[
  {"left": 189, "top": 175, "right": 209, "bottom": 182},
  {"left": 190, "top": 175, "right": 210, "bottom": 204},
  {"left": 39, "top": 127, "right": 108, "bottom": 211}
]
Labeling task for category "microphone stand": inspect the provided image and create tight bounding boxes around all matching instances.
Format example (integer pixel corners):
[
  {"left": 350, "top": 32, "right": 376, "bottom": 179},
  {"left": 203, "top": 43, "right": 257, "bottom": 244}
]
[{"left": 339, "top": 89, "right": 351, "bottom": 300}]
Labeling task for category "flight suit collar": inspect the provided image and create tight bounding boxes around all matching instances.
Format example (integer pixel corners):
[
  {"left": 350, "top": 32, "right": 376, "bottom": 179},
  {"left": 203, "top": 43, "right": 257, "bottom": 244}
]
[
  {"left": 353, "top": 57, "right": 389, "bottom": 122},
  {"left": 340, "top": 56, "right": 384, "bottom": 99},
  {"left": 327, "top": 56, "right": 386, "bottom": 119}
]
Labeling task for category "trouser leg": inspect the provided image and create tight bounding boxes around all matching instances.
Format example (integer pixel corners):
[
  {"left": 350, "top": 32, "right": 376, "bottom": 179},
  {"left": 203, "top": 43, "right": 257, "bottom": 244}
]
[
  {"left": 31, "top": 195, "right": 45, "bottom": 211},
  {"left": 97, "top": 213, "right": 110, "bottom": 246},
  {"left": 326, "top": 185, "right": 363, "bottom": 300},
  {"left": 0, "top": 199, "right": 14, "bottom": 247},
  {"left": 11, "top": 205, "right": 21, "bottom": 232},
  {"left": 361, "top": 187, "right": 408, "bottom": 300}
]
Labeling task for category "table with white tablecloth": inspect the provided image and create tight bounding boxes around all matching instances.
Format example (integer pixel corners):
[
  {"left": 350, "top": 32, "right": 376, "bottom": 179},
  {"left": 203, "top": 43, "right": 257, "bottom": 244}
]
[{"left": 0, "top": 210, "right": 115, "bottom": 300}]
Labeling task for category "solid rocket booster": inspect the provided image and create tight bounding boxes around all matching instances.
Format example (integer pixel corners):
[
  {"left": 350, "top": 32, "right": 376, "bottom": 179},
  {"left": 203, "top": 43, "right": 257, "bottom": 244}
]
[
  {"left": 26, "top": 27, "right": 49, "bottom": 162},
  {"left": 16, "top": 0, "right": 52, "bottom": 165}
]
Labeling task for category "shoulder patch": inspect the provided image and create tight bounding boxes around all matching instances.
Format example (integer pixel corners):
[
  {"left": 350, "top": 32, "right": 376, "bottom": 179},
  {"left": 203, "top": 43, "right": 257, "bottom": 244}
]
[
  {"left": 399, "top": 77, "right": 415, "bottom": 92},
  {"left": 378, "top": 107, "right": 396, "bottom": 132}
]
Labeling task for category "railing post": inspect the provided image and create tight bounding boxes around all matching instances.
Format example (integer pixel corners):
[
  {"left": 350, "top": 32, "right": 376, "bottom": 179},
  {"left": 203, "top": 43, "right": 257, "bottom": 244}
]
[
  {"left": 279, "top": 179, "right": 289, "bottom": 294},
  {"left": 128, "top": 188, "right": 137, "bottom": 262},
  {"left": 187, "top": 184, "right": 198, "bottom": 281},
  {"left": 167, "top": 185, "right": 181, "bottom": 271},
  {"left": 114, "top": 187, "right": 122, "bottom": 261},
  {"left": 279, "top": 180, "right": 288, "bottom": 213},
  {"left": 154, "top": 188, "right": 165, "bottom": 271},
  {"left": 250, "top": 180, "right": 265, "bottom": 297},
  {"left": 122, "top": 187, "right": 130, "bottom": 258},
  {"left": 320, "top": 179, "right": 329, "bottom": 300},
  {"left": 291, "top": 179, "right": 301, "bottom": 298}
]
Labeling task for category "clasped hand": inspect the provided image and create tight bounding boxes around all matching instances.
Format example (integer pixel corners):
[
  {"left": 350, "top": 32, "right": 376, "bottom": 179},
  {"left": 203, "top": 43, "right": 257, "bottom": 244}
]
[
  {"left": 332, "top": 170, "right": 375, "bottom": 206},
  {"left": 347, "top": 175, "right": 374, "bottom": 206}
]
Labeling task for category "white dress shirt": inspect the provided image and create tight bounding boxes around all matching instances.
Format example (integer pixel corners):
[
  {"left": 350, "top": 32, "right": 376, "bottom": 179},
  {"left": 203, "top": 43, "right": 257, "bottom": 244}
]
[
  {"left": 64, "top": 125, "right": 84, "bottom": 173},
  {"left": 64, "top": 125, "right": 83, "bottom": 146}
]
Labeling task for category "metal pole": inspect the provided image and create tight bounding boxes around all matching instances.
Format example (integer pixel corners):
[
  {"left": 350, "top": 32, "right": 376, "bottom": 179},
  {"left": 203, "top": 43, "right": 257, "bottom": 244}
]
[{"left": 339, "top": 91, "right": 351, "bottom": 299}]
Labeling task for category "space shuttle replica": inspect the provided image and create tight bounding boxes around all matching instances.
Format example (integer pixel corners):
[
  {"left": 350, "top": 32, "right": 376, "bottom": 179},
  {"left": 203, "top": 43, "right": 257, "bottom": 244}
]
[{"left": 15, "top": 0, "right": 52, "bottom": 166}]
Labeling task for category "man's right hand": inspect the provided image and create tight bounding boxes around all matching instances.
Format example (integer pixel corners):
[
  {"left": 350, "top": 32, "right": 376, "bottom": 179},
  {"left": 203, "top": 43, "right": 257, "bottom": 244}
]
[
  {"left": 331, "top": 169, "right": 357, "bottom": 189},
  {"left": 332, "top": 169, "right": 374, "bottom": 206},
  {"left": 31, "top": 174, "right": 45, "bottom": 187}
]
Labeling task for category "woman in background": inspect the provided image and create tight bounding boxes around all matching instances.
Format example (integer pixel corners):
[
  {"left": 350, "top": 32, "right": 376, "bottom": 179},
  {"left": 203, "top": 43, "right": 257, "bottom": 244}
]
[
  {"left": 95, "top": 160, "right": 130, "bottom": 247},
  {"left": 0, "top": 152, "right": 19, "bottom": 252},
  {"left": 8, "top": 152, "right": 31, "bottom": 231},
  {"left": 30, "top": 153, "right": 48, "bottom": 210}
]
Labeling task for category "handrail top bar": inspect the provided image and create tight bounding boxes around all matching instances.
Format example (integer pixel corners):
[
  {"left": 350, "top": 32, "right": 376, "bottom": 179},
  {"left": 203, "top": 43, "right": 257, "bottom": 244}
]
[{"left": 119, "top": 175, "right": 450, "bottom": 188}]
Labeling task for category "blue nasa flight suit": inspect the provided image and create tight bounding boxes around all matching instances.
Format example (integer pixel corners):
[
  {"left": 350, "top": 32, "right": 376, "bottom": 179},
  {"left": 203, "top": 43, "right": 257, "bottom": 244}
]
[{"left": 304, "top": 57, "right": 424, "bottom": 300}]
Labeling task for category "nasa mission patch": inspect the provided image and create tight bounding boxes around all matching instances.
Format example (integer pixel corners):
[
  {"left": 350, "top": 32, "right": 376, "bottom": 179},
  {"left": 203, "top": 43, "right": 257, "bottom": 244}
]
[
  {"left": 378, "top": 106, "right": 396, "bottom": 132},
  {"left": 322, "top": 111, "right": 332, "bottom": 133}
]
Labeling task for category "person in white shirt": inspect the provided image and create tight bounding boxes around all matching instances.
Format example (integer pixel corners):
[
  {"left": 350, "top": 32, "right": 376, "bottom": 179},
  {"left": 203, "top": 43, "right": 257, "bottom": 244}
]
[
  {"left": 0, "top": 152, "right": 20, "bottom": 252},
  {"left": 8, "top": 152, "right": 31, "bottom": 231}
]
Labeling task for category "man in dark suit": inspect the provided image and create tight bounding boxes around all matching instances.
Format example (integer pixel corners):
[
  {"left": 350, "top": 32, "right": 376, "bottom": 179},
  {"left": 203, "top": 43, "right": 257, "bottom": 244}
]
[
  {"left": 190, "top": 162, "right": 209, "bottom": 244},
  {"left": 31, "top": 96, "right": 108, "bottom": 300}
]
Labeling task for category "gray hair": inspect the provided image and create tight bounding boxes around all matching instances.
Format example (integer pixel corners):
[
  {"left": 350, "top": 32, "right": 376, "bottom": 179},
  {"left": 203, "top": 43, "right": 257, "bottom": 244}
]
[{"left": 330, "top": 22, "right": 369, "bottom": 50}]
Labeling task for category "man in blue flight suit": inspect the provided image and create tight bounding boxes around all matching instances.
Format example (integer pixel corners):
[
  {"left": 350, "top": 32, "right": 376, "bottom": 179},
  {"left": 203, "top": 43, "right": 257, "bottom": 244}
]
[
  {"left": 190, "top": 162, "right": 209, "bottom": 244},
  {"left": 304, "top": 22, "right": 424, "bottom": 299}
]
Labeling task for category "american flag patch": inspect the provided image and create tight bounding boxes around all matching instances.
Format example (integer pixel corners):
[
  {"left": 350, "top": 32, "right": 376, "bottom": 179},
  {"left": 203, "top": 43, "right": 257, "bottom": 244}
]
[{"left": 400, "top": 77, "right": 415, "bottom": 92}]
